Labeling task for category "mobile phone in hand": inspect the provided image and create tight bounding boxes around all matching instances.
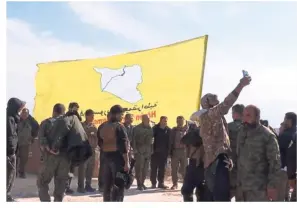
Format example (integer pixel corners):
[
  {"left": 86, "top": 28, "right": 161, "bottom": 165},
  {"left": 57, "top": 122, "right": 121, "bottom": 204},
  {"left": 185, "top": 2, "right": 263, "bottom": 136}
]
[{"left": 242, "top": 70, "right": 249, "bottom": 77}]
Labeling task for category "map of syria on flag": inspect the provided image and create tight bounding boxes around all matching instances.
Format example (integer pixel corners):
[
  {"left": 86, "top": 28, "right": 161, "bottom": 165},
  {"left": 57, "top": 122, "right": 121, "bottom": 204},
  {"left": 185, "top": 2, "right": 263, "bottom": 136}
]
[{"left": 34, "top": 35, "right": 208, "bottom": 127}]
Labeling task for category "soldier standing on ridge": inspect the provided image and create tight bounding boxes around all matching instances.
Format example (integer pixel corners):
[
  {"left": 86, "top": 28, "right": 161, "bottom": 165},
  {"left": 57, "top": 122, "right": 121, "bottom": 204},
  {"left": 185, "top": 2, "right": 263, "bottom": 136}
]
[
  {"left": 99, "top": 105, "right": 129, "bottom": 201},
  {"left": 169, "top": 116, "right": 188, "bottom": 190},
  {"left": 236, "top": 105, "right": 281, "bottom": 201},
  {"left": 17, "top": 108, "right": 39, "bottom": 178},
  {"left": 77, "top": 109, "right": 98, "bottom": 193},
  {"left": 199, "top": 75, "right": 251, "bottom": 201},
  {"left": 150, "top": 116, "right": 171, "bottom": 189},
  {"left": 132, "top": 114, "right": 154, "bottom": 191},
  {"left": 227, "top": 104, "right": 244, "bottom": 201},
  {"left": 97, "top": 112, "right": 111, "bottom": 192}
]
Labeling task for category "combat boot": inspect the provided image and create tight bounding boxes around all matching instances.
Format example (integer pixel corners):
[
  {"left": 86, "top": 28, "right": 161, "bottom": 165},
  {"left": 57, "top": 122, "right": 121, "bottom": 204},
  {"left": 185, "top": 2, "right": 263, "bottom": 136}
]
[
  {"left": 142, "top": 184, "right": 148, "bottom": 190},
  {"left": 65, "top": 187, "right": 74, "bottom": 195},
  {"left": 137, "top": 185, "right": 144, "bottom": 191},
  {"left": 158, "top": 183, "right": 169, "bottom": 189},
  {"left": 183, "top": 194, "right": 194, "bottom": 202},
  {"left": 7, "top": 196, "right": 16, "bottom": 202},
  {"left": 85, "top": 184, "right": 96, "bottom": 192},
  {"left": 77, "top": 186, "right": 86, "bottom": 193},
  {"left": 170, "top": 184, "right": 178, "bottom": 190}
]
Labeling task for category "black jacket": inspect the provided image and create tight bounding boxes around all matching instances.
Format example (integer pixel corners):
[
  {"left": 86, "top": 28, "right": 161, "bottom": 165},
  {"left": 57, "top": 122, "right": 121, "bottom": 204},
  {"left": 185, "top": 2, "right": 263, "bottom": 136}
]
[
  {"left": 152, "top": 124, "right": 171, "bottom": 155},
  {"left": 278, "top": 127, "right": 296, "bottom": 168},
  {"left": 286, "top": 132, "right": 296, "bottom": 180},
  {"left": 7, "top": 98, "right": 25, "bottom": 156}
]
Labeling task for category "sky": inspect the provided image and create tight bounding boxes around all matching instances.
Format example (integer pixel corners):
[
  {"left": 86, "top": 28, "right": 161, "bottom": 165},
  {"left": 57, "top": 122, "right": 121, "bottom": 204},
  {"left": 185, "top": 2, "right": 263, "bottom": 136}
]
[{"left": 6, "top": 1, "right": 297, "bottom": 127}]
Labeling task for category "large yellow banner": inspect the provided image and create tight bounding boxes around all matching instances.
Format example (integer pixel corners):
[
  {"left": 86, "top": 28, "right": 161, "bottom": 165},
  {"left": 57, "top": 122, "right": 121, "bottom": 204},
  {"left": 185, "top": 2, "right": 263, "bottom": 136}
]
[{"left": 34, "top": 35, "right": 208, "bottom": 127}]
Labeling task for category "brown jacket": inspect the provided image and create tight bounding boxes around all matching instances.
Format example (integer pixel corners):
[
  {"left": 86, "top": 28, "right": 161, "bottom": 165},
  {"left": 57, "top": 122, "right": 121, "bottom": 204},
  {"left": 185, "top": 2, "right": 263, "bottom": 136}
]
[
  {"left": 169, "top": 126, "right": 188, "bottom": 154},
  {"left": 200, "top": 92, "right": 238, "bottom": 168}
]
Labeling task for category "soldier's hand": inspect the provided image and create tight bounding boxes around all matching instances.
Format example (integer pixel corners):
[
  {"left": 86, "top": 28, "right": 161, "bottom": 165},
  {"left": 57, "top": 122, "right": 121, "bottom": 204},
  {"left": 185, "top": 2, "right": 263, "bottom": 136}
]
[
  {"left": 40, "top": 145, "right": 50, "bottom": 152},
  {"left": 49, "top": 149, "right": 59, "bottom": 155},
  {"left": 239, "top": 76, "right": 251, "bottom": 87},
  {"left": 267, "top": 188, "right": 277, "bottom": 201},
  {"left": 223, "top": 155, "right": 233, "bottom": 171},
  {"left": 288, "top": 179, "right": 296, "bottom": 189}
]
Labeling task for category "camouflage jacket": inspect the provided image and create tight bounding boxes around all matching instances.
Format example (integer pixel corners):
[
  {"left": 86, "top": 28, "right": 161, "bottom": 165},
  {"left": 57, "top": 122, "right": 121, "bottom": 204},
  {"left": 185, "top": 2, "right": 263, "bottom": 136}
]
[
  {"left": 200, "top": 92, "right": 238, "bottom": 168},
  {"left": 38, "top": 117, "right": 60, "bottom": 146},
  {"left": 132, "top": 123, "right": 154, "bottom": 156},
  {"left": 82, "top": 121, "right": 98, "bottom": 150},
  {"left": 123, "top": 123, "right": 134, "bottom": 142},
  {"left": 18, "top": 119, "right": 33, "bottom": 146},
  {"left": 237, "top": 124, "right": 282, "bottom": 191},
  {"left": 228, "top": 120, "right": 242, "bottom": 166}
]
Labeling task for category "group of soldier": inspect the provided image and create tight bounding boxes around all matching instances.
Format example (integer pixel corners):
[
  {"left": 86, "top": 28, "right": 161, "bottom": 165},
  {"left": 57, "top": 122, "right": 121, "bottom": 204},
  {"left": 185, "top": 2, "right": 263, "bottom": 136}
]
[{"left": 6, "top": 74, "right": 297, "bottom": 202}]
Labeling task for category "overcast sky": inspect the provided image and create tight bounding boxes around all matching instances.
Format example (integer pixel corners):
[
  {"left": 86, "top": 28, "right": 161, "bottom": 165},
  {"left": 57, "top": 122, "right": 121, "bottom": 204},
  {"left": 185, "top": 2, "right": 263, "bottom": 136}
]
[{"left": 6, "top": 1, "right": 297, "bottom": 127}]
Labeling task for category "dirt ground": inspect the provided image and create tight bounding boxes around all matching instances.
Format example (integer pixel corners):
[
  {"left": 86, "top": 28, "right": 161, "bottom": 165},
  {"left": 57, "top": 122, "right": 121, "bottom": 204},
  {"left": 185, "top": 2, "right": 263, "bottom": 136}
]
[{"left": 11, "top": 174, "right": 184, "bottom": 202}]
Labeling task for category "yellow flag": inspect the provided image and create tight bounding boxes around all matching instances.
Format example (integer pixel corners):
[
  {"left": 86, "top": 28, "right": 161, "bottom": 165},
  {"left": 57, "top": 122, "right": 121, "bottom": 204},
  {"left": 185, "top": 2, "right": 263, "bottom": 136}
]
[{"left": 34, "top": 35, "right": 208, "bottom": 127}]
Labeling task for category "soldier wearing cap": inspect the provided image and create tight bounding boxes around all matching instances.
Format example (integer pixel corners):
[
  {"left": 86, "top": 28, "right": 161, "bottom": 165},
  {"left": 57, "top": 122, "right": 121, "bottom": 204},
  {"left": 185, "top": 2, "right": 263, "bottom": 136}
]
[
  {"left": 99, "top": 105, "right": 129, "bottom": 201},
  {"left": 199, "top": 75, "right": 251, "bottom": 201}
]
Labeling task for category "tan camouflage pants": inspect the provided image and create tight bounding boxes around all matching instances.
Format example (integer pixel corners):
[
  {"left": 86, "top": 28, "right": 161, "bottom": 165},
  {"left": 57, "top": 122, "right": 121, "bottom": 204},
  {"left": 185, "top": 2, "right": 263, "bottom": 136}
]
[
  {"left": 77, "top": 150, "right": 96, "bottom": 188},
  {"left": 37, "top": 152, "right": 70, "bottom": 202},
  {"left": 17, "top": 145, "right": 29, "bottom": 175},
  {"left": 238, "top": 190, "right": 268, "bottom": 201},
  {"left": 134, "top": 153, "right": 150, "bottom": 185},
  {"left": 171, "top": 149, "right": 187, "bottom": 185}
]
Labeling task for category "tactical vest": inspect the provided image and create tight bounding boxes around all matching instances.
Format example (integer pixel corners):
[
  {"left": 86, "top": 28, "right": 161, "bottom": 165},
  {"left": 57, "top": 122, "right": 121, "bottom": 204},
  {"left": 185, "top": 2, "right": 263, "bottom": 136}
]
[{"left": 100, "top": 122, "right": 119, "bottom": 152}]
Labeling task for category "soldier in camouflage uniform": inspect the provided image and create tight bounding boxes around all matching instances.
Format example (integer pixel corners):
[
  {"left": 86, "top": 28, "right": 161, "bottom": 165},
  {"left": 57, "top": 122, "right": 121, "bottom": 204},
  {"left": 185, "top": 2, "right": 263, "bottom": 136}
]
[
  {"left": 132, "top": 114, "right": 154, "bottom": 190},
  {"left": 123, "top": 113, "right": 135, "bottom": 160},
  {"left": 236, "top": 105, "right": 281, "bottom": 201},
  {"left": 227, "top": 104, "right": 244, "bottom": 200},
  {"left": 199, "top": 75, "right": 251, "bottom": 201},
  {"left": 169, "top": 116, "right": 188, "bottom": 190},
  {"left": 17, "top": 108, "right": 39, "bottom": 178},
  {"left": 77, "top": 109, "right": 98, "bottom": 193},
  {"left": 37, "top": 103, "right": 69, "bottom": 202}
]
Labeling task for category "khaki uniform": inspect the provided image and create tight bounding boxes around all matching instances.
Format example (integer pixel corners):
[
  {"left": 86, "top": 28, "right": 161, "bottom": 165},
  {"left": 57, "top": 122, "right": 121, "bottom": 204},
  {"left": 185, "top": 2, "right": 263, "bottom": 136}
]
[
  {"left": 37, "top": 116, "right": 70, "bottom": 202},
  {"left": 77, "top": 122, "right": 98, "bottom": 189},
  {"left": 236, "top": 124, "right": 282, "bottom": 201},
  {"left": 124, "top": 123, "right": 134, "bottom": 159},
  {"left": 132, "top": 123, "right": 154, "bottom": 186},
  {"left": 169, "top": 127, "right": 188, "bottom": 185},
  {"left": 17, "top": 119, "right": 33, "bottom": 175},
  {"left": 37, "top": 115, "right": 87, "bottom": 202},
  {"left": 227, "top": 120, "right": 242, "bottom": 200}
]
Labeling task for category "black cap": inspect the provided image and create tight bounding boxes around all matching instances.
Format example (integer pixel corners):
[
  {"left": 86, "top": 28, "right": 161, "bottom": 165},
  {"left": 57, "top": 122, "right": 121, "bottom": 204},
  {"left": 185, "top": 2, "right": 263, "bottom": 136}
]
[{"left": 110, "top": 105, "right": 124, "bottom": 115}]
